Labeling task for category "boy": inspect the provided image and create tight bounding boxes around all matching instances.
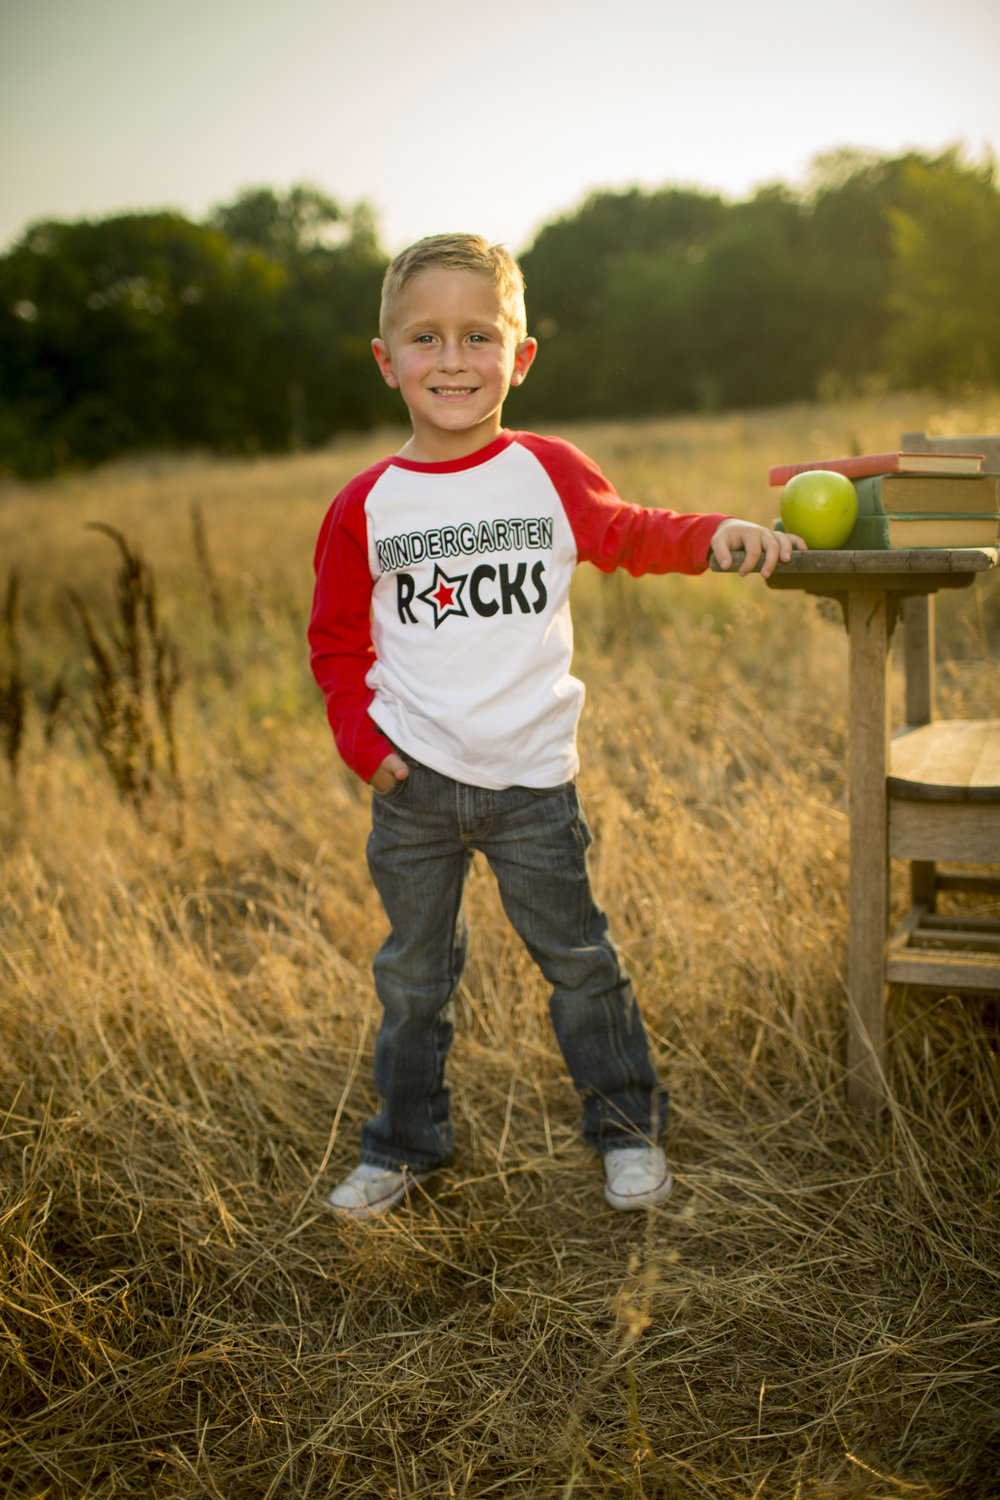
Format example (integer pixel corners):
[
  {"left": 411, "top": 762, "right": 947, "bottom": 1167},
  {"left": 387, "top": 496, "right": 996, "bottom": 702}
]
[{"left": 308, "top": 233, "right": 804, "bottom": 1218}]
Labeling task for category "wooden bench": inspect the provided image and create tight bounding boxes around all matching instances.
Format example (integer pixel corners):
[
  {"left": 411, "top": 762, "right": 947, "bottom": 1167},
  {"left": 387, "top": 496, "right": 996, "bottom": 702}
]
[
  {"left": 887, "top": 719, "right": 1000, "bottom": 990},
  {"left": 887, "top": 432, "right": 1000, "bottom": 1004},
  {"left": 750, "top": 546, "right": 997, "bottom": 1107}
]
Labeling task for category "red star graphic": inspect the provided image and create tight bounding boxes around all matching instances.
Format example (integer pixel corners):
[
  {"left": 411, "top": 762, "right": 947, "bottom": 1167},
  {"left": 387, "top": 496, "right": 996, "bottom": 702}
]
[{"left": 417, "top": 564, "right": 469, "bottom": 626}]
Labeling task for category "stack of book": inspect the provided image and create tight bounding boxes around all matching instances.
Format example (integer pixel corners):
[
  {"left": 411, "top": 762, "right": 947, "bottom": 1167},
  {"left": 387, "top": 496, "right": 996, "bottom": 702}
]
[{"left": 768, "top": 451, "right": 999, "bottom": 549}]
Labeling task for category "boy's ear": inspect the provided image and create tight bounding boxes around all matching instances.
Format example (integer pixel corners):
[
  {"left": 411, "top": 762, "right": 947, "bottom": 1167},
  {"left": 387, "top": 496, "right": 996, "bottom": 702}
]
[
  {"left": 372, "top": 338, "right": 399, "bottom": 388},
  {"left": 509, "top": 336, "right": 538, "bottom": 387}
]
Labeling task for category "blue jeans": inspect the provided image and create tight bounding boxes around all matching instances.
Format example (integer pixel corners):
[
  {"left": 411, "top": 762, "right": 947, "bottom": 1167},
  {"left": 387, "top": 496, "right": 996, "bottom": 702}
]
[{"left": 361, "top": 753, "right": 667, "bottom": 1172}]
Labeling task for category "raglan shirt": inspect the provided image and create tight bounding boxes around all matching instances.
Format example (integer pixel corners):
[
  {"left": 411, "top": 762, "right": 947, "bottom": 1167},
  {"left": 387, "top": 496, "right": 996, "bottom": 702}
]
[{"left": 308, "top": 429, "right": 727, "bottom": 790}]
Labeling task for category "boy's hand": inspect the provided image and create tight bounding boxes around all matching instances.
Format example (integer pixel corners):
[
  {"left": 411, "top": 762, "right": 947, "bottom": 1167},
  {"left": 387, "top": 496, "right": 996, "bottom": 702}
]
[
  {"left": 710, "top": 519, "right": 807, "bottom": 579},
  {"left": 369, "top": 752, "right": 409, "bottom": 792}
]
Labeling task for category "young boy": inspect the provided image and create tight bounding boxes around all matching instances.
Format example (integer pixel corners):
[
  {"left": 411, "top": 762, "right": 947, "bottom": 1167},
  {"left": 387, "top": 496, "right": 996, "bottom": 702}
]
[{"left": 308, "top": 233, "right": 804, "bottom": 1218}]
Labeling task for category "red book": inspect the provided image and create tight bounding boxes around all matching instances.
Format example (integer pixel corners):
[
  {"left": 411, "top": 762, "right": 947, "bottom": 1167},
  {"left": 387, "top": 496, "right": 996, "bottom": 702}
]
[{"left": 768, "top": 451, "right": 984, "bottom": 486}]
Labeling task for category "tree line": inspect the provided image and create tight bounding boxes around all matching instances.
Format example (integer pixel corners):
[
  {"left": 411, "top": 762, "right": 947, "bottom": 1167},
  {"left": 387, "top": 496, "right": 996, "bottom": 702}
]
[{"left": 1, "top": 149, "right": 998, "bottom": 477}]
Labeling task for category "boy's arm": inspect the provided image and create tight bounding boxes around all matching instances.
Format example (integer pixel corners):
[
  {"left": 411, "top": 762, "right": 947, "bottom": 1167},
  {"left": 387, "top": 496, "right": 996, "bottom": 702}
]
[
  {"left": 308, "top": 484, "right": 396, "bottom": 784},
  {"left": 520, "top": 435, "right": 804, "bottom": 578},
  {"left": 521, "top": 434, "right": 726, "bottom": 575}
]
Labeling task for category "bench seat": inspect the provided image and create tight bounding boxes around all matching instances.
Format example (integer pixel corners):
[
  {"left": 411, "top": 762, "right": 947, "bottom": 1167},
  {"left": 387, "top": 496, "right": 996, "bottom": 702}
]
[{"left": 886, "top": 719, "right": 1000, "bottom": 989}]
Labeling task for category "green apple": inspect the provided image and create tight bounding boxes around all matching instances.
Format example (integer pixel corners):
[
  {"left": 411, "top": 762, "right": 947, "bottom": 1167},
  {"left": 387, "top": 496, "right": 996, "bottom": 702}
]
[{"left": 780, "top": 469, "right": 858, "bottom": 549}]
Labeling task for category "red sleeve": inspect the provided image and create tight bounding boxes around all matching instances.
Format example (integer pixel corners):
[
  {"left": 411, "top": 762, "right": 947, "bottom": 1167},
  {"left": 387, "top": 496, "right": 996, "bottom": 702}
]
[
  {"left": 516, "top": 432, "right": 728, "bottom": 575},
  {"left": 308, "top": 464, "right": 395, "bottom": 782}
]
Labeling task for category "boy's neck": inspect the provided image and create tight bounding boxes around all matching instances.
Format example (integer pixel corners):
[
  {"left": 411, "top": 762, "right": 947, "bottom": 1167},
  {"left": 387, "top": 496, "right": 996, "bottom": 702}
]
[{"left": 398, "top": 415, "right": 505, "bottom": 464}]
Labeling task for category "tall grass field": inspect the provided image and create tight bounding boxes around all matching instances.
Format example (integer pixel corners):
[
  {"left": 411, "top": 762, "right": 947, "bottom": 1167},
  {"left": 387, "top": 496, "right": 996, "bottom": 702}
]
[{"left": 2, "top": 391, "right": 999, "bottom": 1499}]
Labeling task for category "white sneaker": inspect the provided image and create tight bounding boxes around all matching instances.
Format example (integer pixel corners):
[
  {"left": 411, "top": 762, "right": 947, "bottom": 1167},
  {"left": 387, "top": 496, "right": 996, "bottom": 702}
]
[
  {"left": 326, "top": 1162, "right": 432, "bottom": 1220},
  {"left": 603, "top": 1145, "right": 673, "bottom": 1210}
]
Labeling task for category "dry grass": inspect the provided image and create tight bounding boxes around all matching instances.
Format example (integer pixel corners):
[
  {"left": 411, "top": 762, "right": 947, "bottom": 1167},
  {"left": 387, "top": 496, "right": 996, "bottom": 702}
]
[{"left": 2, "top": 390, "right": 1000, "bottom": 1498}]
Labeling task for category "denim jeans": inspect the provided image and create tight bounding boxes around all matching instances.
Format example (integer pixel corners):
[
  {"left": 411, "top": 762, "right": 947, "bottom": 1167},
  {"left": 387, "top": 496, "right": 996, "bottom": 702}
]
[{"left": 361, "top": 752, "right": 667, "bottom": 1172}]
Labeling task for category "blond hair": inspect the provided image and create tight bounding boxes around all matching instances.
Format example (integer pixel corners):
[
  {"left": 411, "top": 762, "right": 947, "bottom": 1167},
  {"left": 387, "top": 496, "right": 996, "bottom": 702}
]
[{"left": 379, "top": 233, "right": 527, "bottom": 340}]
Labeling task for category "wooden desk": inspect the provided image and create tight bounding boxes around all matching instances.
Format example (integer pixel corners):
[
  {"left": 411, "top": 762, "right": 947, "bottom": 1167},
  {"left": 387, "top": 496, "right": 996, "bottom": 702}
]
[{"left": 714, "top": 547, "right": 998, "bottom": 1108}]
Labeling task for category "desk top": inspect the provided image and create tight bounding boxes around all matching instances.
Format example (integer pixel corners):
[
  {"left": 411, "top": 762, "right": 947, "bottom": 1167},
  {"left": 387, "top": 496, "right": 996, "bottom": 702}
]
[{"left": 713, "top": 547, "right": 998, "bottom": 591}]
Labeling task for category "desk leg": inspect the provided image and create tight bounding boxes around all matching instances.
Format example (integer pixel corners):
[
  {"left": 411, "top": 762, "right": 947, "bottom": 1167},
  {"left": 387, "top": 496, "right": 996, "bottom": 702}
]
[
  {"left": 847, "top": 588, "right": 892, "bottom": 1109},
  {"left": 902, "top": 594, "right": 937, "bottom": 908}
]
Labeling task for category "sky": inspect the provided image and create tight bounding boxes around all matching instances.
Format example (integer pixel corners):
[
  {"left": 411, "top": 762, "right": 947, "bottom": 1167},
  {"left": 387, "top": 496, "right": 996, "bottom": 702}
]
[{"left": 2, "top": 0, "right": 999, "bottom": 258}]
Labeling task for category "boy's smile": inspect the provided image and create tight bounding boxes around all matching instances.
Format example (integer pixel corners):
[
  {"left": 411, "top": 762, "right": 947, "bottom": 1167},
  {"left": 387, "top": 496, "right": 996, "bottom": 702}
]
[{"left": 372, "top": 268, "right": 536, "bottom": 462}]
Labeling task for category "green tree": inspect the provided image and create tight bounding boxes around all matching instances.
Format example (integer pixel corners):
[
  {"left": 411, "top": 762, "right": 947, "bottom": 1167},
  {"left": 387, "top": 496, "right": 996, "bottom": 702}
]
[
  {"left": 515, "top": 153, "right": 973, "bottom": 423},
  {"left": 517, "top": 187, "right": 727, "bottom": 421},
  {"left": 884, "top": 150, "right": 1000, "bottom": 387},
  {"left": 690, "top": 186, "right": 820, "bottom": 408},
  {"left": 0, "top": 188, "right": 394, "bottom": 475},
  {"left": 5, "top": 154, "right": 997, "bottom": 476},
  {"left": 591, "top": 250, "right": 702, "bottom": 414},
  {"left": 209, "top": 183, "right": 348, "bottom": 260},
  {"left": 209, "top": 185, "right": 394, "bottom": 447},
  {"left": 0, "top": 213, "right": 288, "bottom": 474},
  {"left": 795, "top": 149, "right": 930, "bottom": 387}
]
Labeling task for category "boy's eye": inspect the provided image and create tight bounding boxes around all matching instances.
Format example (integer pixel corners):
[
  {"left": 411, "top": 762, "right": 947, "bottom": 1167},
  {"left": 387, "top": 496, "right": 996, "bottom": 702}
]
[{"left": 467, "top": 333, "right": 489, "bottom": 344}]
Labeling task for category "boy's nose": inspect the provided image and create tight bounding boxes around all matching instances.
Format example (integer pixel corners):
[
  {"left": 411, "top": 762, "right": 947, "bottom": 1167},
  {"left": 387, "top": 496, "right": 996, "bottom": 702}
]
[{"left": 438, "top": 340, "right": 466, "bottom": 370}]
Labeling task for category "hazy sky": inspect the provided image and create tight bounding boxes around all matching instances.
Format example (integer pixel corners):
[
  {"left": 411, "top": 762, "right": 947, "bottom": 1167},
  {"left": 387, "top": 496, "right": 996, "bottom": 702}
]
[{"left": 2, "top": 0, "right": 999, "bottom": 256}]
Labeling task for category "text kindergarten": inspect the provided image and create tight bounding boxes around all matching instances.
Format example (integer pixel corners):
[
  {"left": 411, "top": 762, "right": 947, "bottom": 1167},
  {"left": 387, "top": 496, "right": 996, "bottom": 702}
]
[
  {"left": 375, "top": 516, "right": 554, "bottom": 574},
  {"left": 375, "top": 517, "right": 555, "bottom": 628}
]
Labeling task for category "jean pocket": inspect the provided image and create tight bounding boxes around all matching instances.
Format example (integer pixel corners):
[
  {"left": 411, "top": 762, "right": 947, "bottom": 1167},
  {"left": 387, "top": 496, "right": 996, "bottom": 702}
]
[
  {"left": 525, "top": 778, "right": 576, "bottom": 799},
  {"left": 372, "top": 774, "right": 409, "bottom": 803}
]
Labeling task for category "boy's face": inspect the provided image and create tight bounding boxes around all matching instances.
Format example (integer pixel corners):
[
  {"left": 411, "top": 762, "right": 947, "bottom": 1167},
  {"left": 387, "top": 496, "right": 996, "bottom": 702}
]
[{"left": 372, "top": 269, "right": 536, "bottom": 462}]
